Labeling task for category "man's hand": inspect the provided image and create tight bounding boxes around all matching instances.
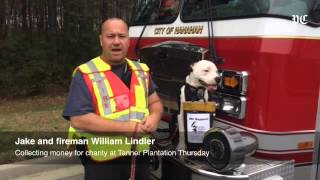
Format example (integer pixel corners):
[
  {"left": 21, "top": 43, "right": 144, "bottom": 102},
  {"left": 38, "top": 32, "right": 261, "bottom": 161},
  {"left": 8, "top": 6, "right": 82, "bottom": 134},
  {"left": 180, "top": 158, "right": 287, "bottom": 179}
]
[
  {"left": 128, "top": 121, "right": 148, "bottom": 138},
  {"left": 71, "top": 113, "right": 147, "bottom": 137},
  {"left": 141, "top": 113, "right": 161, "bottom": 133},
  {"left": 141, "top": 92, "right": 163, "bottom": 133}
]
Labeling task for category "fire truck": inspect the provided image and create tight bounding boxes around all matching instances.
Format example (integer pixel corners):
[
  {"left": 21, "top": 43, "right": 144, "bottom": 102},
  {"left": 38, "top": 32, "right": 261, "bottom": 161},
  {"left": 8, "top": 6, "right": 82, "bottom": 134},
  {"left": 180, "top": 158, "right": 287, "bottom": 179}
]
[{"left": 127, "top": 0, "right": 320, "bottom": 179}]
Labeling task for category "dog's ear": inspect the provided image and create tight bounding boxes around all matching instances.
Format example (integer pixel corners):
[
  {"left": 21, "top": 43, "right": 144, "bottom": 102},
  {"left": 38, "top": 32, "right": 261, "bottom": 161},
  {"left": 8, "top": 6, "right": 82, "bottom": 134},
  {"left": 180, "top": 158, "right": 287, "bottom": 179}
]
[
  {"left": 190, "top": 63, "right": 195, "bottom": 71},
  {"left": 190, "top": 61, "right": 198, "bottom": 71}
]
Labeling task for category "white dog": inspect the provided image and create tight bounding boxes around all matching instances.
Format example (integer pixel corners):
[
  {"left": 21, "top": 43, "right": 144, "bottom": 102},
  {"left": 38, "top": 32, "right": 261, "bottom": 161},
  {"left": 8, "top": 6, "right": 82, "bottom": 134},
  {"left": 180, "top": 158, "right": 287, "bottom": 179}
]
[{"left": 176, "top": 60, "right": 219, "bottom": 150}]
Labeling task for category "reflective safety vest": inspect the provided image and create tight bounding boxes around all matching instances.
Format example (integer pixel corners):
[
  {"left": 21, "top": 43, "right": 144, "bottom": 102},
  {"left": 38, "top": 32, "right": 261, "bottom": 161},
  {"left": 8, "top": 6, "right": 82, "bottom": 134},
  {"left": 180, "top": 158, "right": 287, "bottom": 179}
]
[{"left": 68, "top": 56, "right": 150, "bottom": 162}]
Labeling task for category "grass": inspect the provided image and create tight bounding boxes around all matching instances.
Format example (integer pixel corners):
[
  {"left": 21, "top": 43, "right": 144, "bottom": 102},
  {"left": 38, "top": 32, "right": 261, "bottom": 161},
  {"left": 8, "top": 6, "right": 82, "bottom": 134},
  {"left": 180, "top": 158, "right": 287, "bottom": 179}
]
[
  {"left": 0, "top": 95, "right": 69, "bottom": 131},
  {"left": 0, "top": 95, "right": 70, "bottom": 164}
]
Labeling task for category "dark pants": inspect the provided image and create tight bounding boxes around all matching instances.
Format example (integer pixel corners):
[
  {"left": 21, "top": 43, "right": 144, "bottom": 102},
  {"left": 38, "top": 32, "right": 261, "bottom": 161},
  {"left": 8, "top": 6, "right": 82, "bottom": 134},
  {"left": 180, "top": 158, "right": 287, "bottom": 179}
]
[{"left": 77, "top": 145, "right": 150, "bottom": 180}]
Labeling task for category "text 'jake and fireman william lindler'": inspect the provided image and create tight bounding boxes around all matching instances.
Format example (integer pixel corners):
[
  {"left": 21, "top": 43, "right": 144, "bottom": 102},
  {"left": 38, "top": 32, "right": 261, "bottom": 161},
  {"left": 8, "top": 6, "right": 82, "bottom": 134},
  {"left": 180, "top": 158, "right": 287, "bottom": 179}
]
[{"left": 15, "top": 137, "right": 155, "bottom": 145}]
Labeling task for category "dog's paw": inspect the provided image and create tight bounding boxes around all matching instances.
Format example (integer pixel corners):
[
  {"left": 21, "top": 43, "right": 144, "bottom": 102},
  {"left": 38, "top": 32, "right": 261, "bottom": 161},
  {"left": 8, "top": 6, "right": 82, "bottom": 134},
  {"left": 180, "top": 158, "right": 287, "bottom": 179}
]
[
  {"left": 176, "top": 142, "right": 185, "bottom": 151},
  {"left": 176, "top": 134, "right": 186, "bottom": 151}
]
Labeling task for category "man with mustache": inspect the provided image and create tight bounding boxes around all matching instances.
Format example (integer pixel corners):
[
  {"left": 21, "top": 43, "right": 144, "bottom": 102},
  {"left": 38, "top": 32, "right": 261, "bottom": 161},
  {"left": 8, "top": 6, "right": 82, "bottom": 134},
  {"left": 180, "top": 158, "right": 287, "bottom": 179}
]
[{"left": 63, "top": 18, "right": 163, "bottom": 180}]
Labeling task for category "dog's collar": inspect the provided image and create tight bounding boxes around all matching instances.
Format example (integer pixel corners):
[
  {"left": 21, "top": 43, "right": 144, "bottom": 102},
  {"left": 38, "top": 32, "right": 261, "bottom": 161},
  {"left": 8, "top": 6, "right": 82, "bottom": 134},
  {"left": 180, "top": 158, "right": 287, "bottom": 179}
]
[
  {"left": 185, "top": 83, "right": 206, "bottom": 91},
  {"left": 184, "top": 83, "right": 206, "bottom": 101}
]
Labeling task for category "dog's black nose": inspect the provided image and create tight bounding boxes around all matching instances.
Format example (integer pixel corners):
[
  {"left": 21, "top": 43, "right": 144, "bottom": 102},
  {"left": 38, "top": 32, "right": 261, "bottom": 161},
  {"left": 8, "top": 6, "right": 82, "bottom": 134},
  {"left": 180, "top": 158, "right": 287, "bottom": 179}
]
[{"left": 215, "top": 76, "right": 221, "bottom": 83}]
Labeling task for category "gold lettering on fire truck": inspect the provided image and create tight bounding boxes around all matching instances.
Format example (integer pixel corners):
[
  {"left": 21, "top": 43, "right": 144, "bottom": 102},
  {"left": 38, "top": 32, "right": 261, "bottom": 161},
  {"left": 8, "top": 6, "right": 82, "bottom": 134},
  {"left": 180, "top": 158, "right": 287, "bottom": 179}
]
[
  {"left": 154, "top": 26, "right": 203, "bottom": 35},
  {"left": 154, "top": 27, "right": 166, "bottom": 35},
  {"left": 174, "top": 26, "right": 203, "bottom": 35}
]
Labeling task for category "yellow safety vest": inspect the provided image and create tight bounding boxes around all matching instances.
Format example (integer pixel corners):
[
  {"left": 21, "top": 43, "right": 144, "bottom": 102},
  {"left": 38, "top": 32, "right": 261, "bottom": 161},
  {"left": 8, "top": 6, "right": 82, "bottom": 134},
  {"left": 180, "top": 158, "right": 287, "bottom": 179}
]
[{"left": 68, "top": 56, "right": 150, "bottom": 161}]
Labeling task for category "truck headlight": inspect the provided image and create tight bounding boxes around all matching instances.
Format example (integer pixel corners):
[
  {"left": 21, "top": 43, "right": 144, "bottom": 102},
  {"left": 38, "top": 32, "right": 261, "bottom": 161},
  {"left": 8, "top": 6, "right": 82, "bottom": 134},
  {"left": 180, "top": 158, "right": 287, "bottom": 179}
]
[{"left": 211, "top": 93, "right": 247, "bottom": 119}]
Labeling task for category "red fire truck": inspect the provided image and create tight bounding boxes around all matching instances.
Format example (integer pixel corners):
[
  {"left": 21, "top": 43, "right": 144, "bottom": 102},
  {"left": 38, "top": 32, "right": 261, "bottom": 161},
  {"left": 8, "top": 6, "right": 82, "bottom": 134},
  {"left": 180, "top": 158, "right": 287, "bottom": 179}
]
[{"left": 128, "top": 0, "right": 320, "bottom": 179}]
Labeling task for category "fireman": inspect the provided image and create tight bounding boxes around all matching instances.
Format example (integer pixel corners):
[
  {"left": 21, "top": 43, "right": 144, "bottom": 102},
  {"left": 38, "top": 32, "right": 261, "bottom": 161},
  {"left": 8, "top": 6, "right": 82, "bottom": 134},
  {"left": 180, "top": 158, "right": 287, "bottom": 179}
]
[{"left": 63, "top": 18, "right": 163, "bottom": 180}]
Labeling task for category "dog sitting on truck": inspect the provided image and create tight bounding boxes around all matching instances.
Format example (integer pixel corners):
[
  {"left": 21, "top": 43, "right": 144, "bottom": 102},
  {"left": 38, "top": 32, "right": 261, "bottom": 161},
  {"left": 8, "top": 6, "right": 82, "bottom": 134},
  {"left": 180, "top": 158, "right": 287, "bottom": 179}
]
[{"left": 176, "top": 59, "right": 219, "bottom": 150}]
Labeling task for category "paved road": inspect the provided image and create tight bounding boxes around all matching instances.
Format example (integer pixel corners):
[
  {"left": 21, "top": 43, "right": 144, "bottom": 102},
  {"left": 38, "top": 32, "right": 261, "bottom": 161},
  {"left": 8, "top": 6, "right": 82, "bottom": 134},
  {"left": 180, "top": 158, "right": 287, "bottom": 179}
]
[
  {"left": 0, "top": 156, "right": 161, "bottom": 180},
  {"left": 0, "top": 156, "right": 84, "bottom": 180}
]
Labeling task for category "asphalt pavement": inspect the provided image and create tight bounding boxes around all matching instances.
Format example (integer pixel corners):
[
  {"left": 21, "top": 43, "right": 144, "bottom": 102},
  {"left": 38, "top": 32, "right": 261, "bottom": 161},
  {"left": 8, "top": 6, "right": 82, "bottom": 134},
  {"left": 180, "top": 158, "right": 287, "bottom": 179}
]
[{"left": 0, "top": 156, "right": 84, "bottom": 180}]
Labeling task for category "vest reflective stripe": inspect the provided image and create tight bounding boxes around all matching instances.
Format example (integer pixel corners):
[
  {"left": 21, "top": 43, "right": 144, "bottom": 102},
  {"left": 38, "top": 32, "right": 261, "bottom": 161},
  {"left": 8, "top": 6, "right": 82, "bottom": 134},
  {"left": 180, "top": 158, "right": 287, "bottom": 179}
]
[
  {"left": 135, "top": 69, "right": 148, "bottom": 107},
  {"left": 128, "top": 60, "right": 147, "bottom": 91},
  {"left": 130, "top": 111, "right": 146, "bottom": 121},
  {"left": 117, "top": 113, "right": 130, "bottom": 121},
  {"left": 87, "top": 57, "right": 111, "bottom": 72},
  {"left": 127, "top": 60, "right": 148, "bottom": 108},
  {"left": 106, "top": 110, "right": 145, "bottom": 122},
  {"left": 85, "top": 61, "right": 115, "bottom": 115},
  {"left": 68, "top": 57, "right": 150, "bottom": 161},
  {"left": 86, "top": 60, "right": 100, "bottom": 73}
]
